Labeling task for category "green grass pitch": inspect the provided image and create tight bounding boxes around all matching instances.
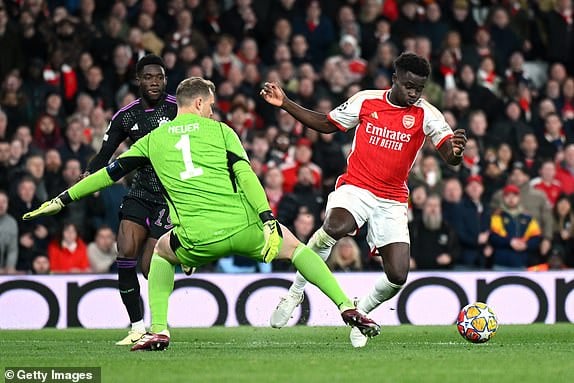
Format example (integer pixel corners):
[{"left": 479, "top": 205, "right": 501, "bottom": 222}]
[{"left": 1, "top": 324, "right": 573, "bottom": 383}]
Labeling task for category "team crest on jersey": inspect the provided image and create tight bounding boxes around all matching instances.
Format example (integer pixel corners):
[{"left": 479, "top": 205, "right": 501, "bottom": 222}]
[
  {"left": 402, "top": 115, "right": 415, "bottom": 129},
  {"left": 158, "top": 117, "right": 171, "bottom": 126}
]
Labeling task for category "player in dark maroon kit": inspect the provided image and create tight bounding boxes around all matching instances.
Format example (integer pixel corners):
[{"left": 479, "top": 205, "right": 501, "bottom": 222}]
[
  {"left": 85, "top": 55, "right": 178, "bottom": 345},
  {"left": 261, "top": 52, "right": 467, "bottom": 347}
]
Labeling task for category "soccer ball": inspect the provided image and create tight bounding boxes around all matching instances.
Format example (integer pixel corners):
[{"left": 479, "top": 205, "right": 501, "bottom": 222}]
[{"left": 456, "top": 302, "right": 498, "bottom": 343}]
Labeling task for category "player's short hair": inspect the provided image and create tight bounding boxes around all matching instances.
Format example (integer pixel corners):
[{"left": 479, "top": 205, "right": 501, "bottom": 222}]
[
  {"left": 394, "top": 52, "right": 431, "bottom": 78},
  {"left": 176, "top": 77, "right": 216, "bottom": 107},
  {"left": 136, "top": 54, "right": 166, "bottom": 74}
]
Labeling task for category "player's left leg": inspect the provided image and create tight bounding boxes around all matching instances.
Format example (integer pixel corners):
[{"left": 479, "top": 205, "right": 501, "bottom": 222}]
[
  {"left": 351, "top": 200, "right": 410, "bottom": 347},
  {"left": 131, "top": 231, "right": 180, "bottom": 351},
  {"left": 274, "top": 224, "right": 381, "bottom": 338}
]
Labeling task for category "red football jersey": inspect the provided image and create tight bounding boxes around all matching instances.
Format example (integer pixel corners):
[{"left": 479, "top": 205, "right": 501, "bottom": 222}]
[{"left": 327, "top": 90, "right": 453, "bottom": 203}]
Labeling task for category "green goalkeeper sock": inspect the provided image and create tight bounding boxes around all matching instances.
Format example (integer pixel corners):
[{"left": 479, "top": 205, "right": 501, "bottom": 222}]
[
  {"left": 291, "top": 244, "right": 354, "bottom": 311},
  {"left": 148, "top": 254, "right": 175, "bottom": 333}
]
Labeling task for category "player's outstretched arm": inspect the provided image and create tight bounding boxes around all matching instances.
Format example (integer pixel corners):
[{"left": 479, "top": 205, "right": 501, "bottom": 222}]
[
  {"left": 437, "top": 128, "right": 467, "bottom": 166},
  {"left": 23, "top": 156, "right": 145, "bottom": 220},
  {"left": 260, "top": 82, "right": 338, "bottom": 134}
]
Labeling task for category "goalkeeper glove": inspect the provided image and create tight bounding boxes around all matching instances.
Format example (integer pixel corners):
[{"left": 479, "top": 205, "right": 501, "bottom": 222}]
[
  {"left": 260, "top": 211, "right": 283, "bottom": 263},
  {"left": 23, "top": 196, "right": 66, "bottom": 220}
]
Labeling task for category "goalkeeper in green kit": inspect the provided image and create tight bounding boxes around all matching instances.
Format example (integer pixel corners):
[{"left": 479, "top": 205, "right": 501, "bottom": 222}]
[{"left": 23, "top": 77, "right": 380, "bottom": 351}]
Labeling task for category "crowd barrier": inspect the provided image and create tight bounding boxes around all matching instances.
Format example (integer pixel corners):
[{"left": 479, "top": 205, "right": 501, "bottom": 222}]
[{"left": 0, "top": 271, "right": 573, "bottom": 329}]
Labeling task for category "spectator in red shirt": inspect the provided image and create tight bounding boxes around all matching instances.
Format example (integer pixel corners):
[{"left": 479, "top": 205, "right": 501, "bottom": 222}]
[
  {"left": 531, "top": 160, "right": 562, "bottom": 206},
  {"left": 280, "top": 137, "right": 322, "bottom": 193},
  {"left": 48, "top": 222, "right": 90, "bottom": 273},
  {"left": 555, "top": 144, "right": 574, "bottom": 195}
]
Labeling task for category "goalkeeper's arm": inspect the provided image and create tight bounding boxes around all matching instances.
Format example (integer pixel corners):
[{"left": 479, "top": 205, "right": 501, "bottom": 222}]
[{"left": 23, "top": 156, "right": 147, "bottom": 220}]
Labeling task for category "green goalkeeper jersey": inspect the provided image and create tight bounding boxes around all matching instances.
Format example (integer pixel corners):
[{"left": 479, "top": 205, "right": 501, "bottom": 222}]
[{"left": 119, "top": 113, "right": 261, "bottom": 247}]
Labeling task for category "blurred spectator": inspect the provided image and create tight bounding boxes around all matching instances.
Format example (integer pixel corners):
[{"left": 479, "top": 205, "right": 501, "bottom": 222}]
[
  {"left": 550, "top": 194, "right": 574, "bottom": 267},
  {"left": 453, "top": 175, "right": 491, "bottom": 269},
  {"left": 0, "top": 3, "right": 24, "bottom": 81},
  {"left": 280, "top": 137, "right": 322, "bottom": 193},
  {"left": 88, "top": 225, "right": 118, "bottom": 273},
  {"left": 409, "top": 194, "right": 459, "bottom": 270},
  {"left": 31, "top": 253, "right": 50, "bottom": 274},
  {"left": 278, "top": 163, "right": 324, "bottom": 230},
  {"left": 48, "top": 222, "right": 90, "bottom": 273},
  {"left": 490, "top": 161, "right": 554, "bottom": 258},
  {"left": 8, "top": 176, "right": 49, "bottom": 272},
  {"left": 477, "top": 56, "right": 502, "bottom": 96},
  {"left": 555, "top": 144, "right": 574, "bottom": 195},
  {"left": 0, "top": 190, "right": 18, "bottom": 274},
  {"left": 489, "top": 184, "right": 542, "bottom": 270},
  {"left": 57, "top": 118, "right": 95, "bottom": 170},
  {"left": 537, "top": 0, "right": 574, "bottom": 68},
  {"left": 44, "top": 148, "right": 66, "bottom": 198},
  {"left": 291, "top": 209, "right": 316, "bottom": 244},
  {"left": 408, "top": 183, "right": 428, "bottom": 223},
  {"left": 293, "top": 0, "right": 335, "bottom": 67},
  {"left": 32, "top": 114, "right": 63, "bottom": 152},
  {"left": 447, "top": 0, "right": 478, "bottom": 45},
  {"left": 537, "top": 112, "right": 568, "bottom": 160},
  {"left": 410, "top": 154, "right": 443, "bottom": 194},
  {"left": 530, "top": 160, "right": 562, "bottom": 207},
  {"left": 516, "top": 132, "right": 541, "bottom": 177},
  {"left": 263, "top": 166, "right": 284, "bottom": 218},
  {"left": 492, "top": 101, "right": 533, "bottom": 153},
  {"left": 312, "top": 132, "right": 346, "bottom": 197},
  {"left": 212, "top": 34, "right": 242, "bottom": 79},
  {"left": 417, "top": 2, "right": 448, "bottom": 59},
  {"left": 21, "top": 154, "right": 48, "bottom": 202},
  {"left": 327, "top": 236, "right": 362, "bottom": 272},
  {"left": 168, "top": 8, "right": 208, "bottom": 56},
  {"left": 441, "top": 177, "right": 463, "bottom": 227}
]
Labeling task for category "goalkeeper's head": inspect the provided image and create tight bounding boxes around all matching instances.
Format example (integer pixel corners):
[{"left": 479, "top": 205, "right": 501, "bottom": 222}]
[{"left": 176, "top": 77, "right": 216, "bottom": 119}]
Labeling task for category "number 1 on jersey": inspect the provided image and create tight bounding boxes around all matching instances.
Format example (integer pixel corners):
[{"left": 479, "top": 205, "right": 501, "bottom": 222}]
[{"left": 175, "top": 134, "right": 203, "bottom": 180}]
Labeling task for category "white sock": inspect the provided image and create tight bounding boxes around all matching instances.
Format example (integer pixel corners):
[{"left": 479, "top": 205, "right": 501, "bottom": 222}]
[
  {"left": 131, "top": 320, "right": 146, "bottom": 333},
  {"left": 288, "top": 228, "right": 337, "bottom": 297},
  {"left": 358, "top": 274, "right": 403, "bottom": 314}
]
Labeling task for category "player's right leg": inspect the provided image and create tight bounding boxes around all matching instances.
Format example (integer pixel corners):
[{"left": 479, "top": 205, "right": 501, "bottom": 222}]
[
  {"left": 115, "top": 198, "right": 151, "bottom": 345},
  {"left": 274, "top": 224, "right": 380, "bottom": 338},
  {"left": 271, "top": 185, "right": 369, "bottom": 328}
]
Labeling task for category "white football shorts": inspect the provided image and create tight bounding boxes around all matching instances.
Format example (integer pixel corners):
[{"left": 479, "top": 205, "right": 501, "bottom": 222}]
[{"left": 326, "top": 184, "right": 410, "bottom": 251}]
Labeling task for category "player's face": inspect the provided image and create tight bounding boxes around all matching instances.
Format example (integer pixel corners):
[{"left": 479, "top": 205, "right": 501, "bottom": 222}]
[
  {"left": 200, "top": 94, "right": 216, "bottom": 119},
  {"left": 137, "top": 64, "right": 167, "bottom": 102},
  {"left": 392, "top": 70, "right": 427, "bottom": 106}
]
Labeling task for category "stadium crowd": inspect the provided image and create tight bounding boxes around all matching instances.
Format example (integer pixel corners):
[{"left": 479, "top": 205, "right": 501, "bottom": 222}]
[{"left": 0, "top": 0, "right": 574, "bottom": 275}]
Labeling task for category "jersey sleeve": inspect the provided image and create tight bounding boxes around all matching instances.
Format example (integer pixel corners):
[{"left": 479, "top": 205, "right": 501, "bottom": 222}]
[
  {"left": 222, "top": 123, "right": 271, "bottom": 215},
  {"left": 222, "top": 123, "right": 249, "bottom": 161},
  {"left": 86, "top": 115, "right": 128, "bottom": 173},
  {"left": 327, "top": 91, "right": 366, "bottom": 131},
  {"left": 421, "top": 100, "right": 454, "bottom": 149}
]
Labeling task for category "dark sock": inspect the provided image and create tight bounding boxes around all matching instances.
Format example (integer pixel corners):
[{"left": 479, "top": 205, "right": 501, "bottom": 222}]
[{"left": 117, "top": 257, "right": 142, "bottom": 323}]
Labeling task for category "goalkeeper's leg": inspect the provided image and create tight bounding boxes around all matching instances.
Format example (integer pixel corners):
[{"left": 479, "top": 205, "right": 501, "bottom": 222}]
[
  {"left": 275, "top": 224, "right": 380, "bottom": 338},
  {"left": 270, "top": 207, "right": 356, "bottom": 328}
]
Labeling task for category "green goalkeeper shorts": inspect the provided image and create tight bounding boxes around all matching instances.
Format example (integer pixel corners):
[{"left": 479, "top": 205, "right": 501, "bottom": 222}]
[{"left": 171, "top": 222, "right": 266, "bottom": 267}]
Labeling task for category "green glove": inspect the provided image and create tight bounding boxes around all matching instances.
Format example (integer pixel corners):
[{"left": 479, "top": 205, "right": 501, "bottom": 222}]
[
  {"left": 260, "top": 211, "right": 283, "bottom": 263},
  {"left": 23, "top": 197, "right": 65, "bottom": 220}
]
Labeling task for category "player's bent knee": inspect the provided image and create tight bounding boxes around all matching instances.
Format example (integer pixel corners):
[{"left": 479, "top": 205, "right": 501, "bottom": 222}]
[{"left": 386, "top": 271, "right": 408, "bottom": 286}]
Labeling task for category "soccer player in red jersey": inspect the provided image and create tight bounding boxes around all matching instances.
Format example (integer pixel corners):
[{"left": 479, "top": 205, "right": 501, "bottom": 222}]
[{"left": 261, "top": 52, "right": 467, "bottom": 347}]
